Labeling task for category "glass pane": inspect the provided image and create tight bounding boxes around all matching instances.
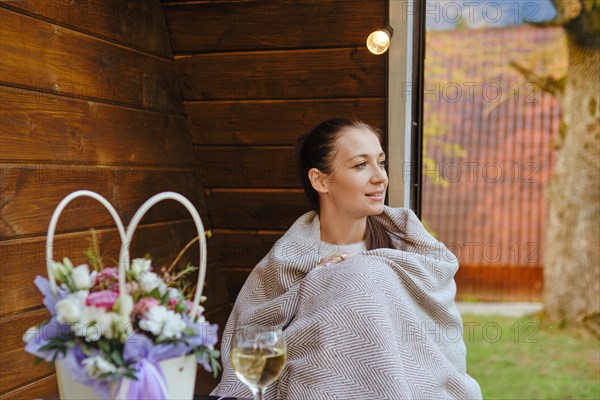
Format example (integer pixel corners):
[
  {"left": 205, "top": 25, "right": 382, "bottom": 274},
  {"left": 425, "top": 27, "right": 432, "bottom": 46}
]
[{"left": 422, "top": 0, "right": 562, "bottom": 301}]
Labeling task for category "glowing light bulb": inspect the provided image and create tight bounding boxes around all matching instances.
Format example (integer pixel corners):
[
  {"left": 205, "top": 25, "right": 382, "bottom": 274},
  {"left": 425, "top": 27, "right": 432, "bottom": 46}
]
[
  {"left": 373, "top": 31, "right": 388, "bottom": 46},
  {"left": 366, "top": 29, "right": 392, "bottom": 55}
]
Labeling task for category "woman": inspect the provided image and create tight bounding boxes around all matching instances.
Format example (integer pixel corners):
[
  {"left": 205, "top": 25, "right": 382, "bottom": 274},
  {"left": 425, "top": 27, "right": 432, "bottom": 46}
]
[{"left": 212, "top": 119, "right": 482, "bottom": 399}]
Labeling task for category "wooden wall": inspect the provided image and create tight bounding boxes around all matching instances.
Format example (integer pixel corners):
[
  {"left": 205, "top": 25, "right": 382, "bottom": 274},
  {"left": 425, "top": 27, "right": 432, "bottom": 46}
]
[
  {"left": 0, "top": 1, "right": 389, "bottom": 396},
  {"left": 0, "top": 1, "right": 229, "bottom": 397},
  {"left": 163, "top": 0, "right": 388, "bottom": 301}
]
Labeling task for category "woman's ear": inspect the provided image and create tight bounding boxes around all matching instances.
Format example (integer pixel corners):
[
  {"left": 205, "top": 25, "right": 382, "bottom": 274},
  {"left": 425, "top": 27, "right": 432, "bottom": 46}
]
[{"left": 308, "top": 168, "right": 328, "bottom": 194}]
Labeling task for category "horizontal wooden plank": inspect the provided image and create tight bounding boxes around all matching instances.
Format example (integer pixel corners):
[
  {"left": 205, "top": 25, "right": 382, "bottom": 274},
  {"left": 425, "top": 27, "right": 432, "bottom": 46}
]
[
  {"left": 176, "top": 48, "right": 385, "bottom": 100},
  {"left": 0, "top": 85, "right": 194, "bottom": 166},
  {"left": 222, "top": 267, "right": 253, "bottom": 302},
  {"left": 0, "top": 308, "right": 49, "bottom": 354},
  {"left": 0, "top": 164, "right": 207, "bottom": 238},
  {"left": 0, "top": 373, "right": 57, "bottom": 400},
  {"left": 164, "top": 0, "right": 385, "bottom": 53},
  {"left": 0, "top": 8, "right": 182, "bottom": 112},
  {"left": 197, "top": 146, "right": 298, "bottom": 188},
  {"left": 206, "top": 189, "right": 310, "bottom": 229},
  {"left": 2, "top": 0, "right": 172, "bottom": 57},
  {"left": 186, "top": 98, "right": 386, "bottom": 145},
  {"left": 456, "top": 264, "right": 543, "bottom": 302},
  {"left": 201, "top": 263, "right": 232, "bottom": 312},
  {"left": 211, "top": 229, "right": 283, "bottom": 267},
  {"left": 0, "top": 309, "right": 55, "bottom": 393},
  {"left": 0, "top": 219, "right": 227, "bottom": 316}
]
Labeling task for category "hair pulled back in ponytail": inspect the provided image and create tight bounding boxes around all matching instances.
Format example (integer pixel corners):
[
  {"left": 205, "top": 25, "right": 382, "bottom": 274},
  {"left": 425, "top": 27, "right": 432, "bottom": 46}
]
[{"left": 294, "top": 118, "right": 393, "bottom": 250}]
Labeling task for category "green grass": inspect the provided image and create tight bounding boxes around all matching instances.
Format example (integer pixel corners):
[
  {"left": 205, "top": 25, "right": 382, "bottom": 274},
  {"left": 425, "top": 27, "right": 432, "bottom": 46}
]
[{"left": 463, "top": 314, "right": 600, "bottom": 400}]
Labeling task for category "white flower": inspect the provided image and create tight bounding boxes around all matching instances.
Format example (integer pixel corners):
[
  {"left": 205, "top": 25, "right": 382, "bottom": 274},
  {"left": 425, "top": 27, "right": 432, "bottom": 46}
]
[
  {"left": 73, "top": 306, "right": 103, "bottom": 341},
  {"left": 139, "top": 272, "right": 166, "bottom": 295},
  {"left": 22, "top": 325, "right": 39, "bottom": 343},
  {"left": 138, "top": 305, "right": 186, "bottom": 341},
  {"left": 167, "top": 287, "right": 180, "bottom": 301},
  {"left": 56, "top": 291, "right": 88, "bottom": 324},
  {"left": 97, "top": 311, "right": 123, "bottom": 340},
  {"left": 130, "top": 258, "right": 152, "bottom": 278},
  {"left": 72, "top": 264, "right": 96, "bottom": 290},
  {"left": 50, "top": 258, "right": 72, "bottom": 282},
  {"left": 82, "top": 355, "right": 116, "bottom": 379},
  {"left": 74, "top": 306, "right": 122, "bottom": 341}
]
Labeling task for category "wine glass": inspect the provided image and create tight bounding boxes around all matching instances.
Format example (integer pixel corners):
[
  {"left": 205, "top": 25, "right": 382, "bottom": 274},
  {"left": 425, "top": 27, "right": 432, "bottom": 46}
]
[{"left": 230, "top": 325, "right": 286, "bottom": 400}]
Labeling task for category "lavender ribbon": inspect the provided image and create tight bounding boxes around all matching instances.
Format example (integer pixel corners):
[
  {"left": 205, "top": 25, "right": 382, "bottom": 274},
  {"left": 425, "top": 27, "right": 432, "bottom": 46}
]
[
  {"left": 115, "top": 359, "right": 168, "bottom": 399},
  {"left": 63, "top": 346, "right": 111, "bottom": 399},
  {"left": 118, "top": 333, "right": 186, "bottom": 400}
]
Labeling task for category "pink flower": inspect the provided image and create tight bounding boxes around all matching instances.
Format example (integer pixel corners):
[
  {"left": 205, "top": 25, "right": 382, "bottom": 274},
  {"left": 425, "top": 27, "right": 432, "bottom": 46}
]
[
  {"left": 97, "top": 267, "right": 119, "bottom": 290},
  {"left": 133, "top": 297, "right": 160, "bottom": 317},
  {"left": 86, "top": 290, "right": 119, "bottom": 310},
  {"left": 99, "top": 267, "right": 118, "bottom": 280},
  {"left": 168, "top": 298, "right": 178, "bottom": 311},
  {"left": 185, "top": 300, "right": 205, "bottom": 319}
]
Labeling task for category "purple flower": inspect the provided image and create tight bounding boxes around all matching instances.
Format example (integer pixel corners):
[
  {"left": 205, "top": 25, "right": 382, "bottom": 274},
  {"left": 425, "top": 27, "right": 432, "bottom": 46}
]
[
  {"left": 24, "top": 318, "right": 70, "bottom": 362},
  {"left": 34, "top": 275, "right": 67, "bottom": 316},
  {"left": 186, "top": 321, "right": 219, "bottom": 348}
]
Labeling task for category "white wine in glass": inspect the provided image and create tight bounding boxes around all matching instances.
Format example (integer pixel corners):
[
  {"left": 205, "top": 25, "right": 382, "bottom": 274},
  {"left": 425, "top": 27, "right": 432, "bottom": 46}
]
[{"left": 231, "top": 326, "right": 286, "bottom": 400}]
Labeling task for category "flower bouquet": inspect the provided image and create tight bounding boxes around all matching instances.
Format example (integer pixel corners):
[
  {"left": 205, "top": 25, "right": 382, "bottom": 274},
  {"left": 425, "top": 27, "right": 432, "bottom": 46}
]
[{"left": 23, "top": 191, "right": 221, "bottom": 399}]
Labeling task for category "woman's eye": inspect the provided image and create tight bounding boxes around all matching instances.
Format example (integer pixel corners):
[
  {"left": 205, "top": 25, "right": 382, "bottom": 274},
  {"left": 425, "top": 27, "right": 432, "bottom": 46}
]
[
  {"left": 355, "top": 162, "right": 367, "bottom": 169},
  {"left": 378, "top": 160, "right": 387, "bottom": 168}
]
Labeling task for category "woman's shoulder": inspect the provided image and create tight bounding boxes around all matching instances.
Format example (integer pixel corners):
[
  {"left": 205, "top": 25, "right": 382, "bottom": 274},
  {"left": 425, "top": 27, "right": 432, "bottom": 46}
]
[
  {"left": 382, "top": 205, "right": 415, "bottom": 217},
  {"left": 380, "top": 205, "right": 417, "bottom": 226},
  {"left": 376, "top": 206, "right": 429, "bottom": 237}
]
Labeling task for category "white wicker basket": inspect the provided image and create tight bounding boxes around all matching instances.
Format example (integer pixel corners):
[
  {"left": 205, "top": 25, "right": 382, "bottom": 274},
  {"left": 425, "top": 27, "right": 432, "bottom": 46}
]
[{"left": 46, "top": 190, "right": 208, "bottom": 400}]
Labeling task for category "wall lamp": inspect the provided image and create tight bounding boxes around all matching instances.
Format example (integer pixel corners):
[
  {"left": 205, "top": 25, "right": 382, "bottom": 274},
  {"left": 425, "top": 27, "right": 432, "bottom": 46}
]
[{"left": 366, "top": 26, "right": 394, "bottom": 55}]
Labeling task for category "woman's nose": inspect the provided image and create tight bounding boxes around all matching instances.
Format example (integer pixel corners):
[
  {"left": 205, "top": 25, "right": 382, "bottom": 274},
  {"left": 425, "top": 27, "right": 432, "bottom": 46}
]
[{"left": 371, "top": 168, "right": 388, "bottom": 184}]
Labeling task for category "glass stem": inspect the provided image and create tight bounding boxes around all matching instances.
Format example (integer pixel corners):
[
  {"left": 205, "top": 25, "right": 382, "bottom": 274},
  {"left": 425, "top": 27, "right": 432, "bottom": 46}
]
[{"left": 252, "top": 387, "right": 265, "bottom": 400}]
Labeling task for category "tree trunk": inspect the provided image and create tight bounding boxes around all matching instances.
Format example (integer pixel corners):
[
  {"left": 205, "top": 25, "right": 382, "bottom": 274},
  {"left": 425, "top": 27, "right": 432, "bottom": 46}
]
[{"left": 544, "top": 35, "right": 600, "bottom": 336}]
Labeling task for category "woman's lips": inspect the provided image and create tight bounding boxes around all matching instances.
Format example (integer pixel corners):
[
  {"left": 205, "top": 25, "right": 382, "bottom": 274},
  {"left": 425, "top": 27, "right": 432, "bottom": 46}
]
[{"left": 366, "top": 191, "right": 384, "bottom": 200}]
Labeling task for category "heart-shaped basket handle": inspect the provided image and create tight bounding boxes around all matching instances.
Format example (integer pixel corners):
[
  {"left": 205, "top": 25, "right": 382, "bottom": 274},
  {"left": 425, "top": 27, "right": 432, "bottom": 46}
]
[
  {"left": 46, "top": 190, "right": 127, "bottom": 295},
  {"left": 117, "top": 192, "right": 207, "bottom": 320}
]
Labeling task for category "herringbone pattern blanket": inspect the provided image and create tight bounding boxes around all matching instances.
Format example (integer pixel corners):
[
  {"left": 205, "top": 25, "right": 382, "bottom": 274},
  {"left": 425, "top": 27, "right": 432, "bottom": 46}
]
[{"left": 212, "top": 207, "right": 482, "bottom": 399}]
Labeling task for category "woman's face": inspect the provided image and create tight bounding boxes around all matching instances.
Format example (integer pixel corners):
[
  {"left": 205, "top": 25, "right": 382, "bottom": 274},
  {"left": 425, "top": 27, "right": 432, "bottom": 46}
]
[{"left": 320, "top": 126, "right": 388, "bottom": 218}]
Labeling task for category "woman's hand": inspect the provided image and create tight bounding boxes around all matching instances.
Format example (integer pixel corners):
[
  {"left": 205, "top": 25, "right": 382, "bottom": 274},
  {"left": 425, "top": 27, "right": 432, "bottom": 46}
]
[{"left": 318, "top": 252, "right": 357, "bottom": 267}]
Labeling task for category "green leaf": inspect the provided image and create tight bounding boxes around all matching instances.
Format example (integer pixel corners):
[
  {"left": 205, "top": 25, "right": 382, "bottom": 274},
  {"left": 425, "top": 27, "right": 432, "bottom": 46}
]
[
  {"left": 211, "top": 357, "right": 222, "bottom": 378},
  {"left": 97, "top": 340, "right": 111, "bottom": 355},
  {"left": 123, "top": 370, "right": 139, "bottom": 381},
  {"left": 111, "top": 349, "right": 124, "bottom": 367},
  {"left": 80, "top": 342, "right": 96, "bottom": 357},
  {"left": 96, "top": 372, "right": 114, "bottom": 380},
  {"left": 149, "top": 287, "right": 162, "bottom": 300},
  {"left": 181, "top": 327, "right": 196, "bottom": 336}
]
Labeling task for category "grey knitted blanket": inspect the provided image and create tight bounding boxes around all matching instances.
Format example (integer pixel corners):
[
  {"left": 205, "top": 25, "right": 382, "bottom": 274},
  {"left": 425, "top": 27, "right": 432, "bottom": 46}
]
[{"left": 212, "top": 207, "right": 482, "bottom": 399}]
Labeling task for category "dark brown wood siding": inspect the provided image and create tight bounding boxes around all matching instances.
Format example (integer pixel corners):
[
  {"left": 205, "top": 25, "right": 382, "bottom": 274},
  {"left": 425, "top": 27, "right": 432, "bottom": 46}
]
[
  {"left": 163, "top": 0, "right": 388, "bottom": 307},
  {"left": 0, "top": 1, "right": 225, "bottom": 397}
]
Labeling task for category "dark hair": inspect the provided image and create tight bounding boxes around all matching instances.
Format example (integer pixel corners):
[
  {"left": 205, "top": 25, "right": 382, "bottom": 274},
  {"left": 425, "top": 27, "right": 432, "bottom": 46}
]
[{"left": 294, "top": 118, "right": 393, "bottom": 250}]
